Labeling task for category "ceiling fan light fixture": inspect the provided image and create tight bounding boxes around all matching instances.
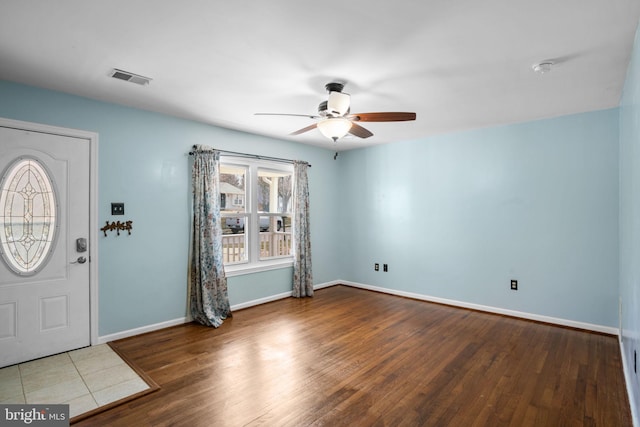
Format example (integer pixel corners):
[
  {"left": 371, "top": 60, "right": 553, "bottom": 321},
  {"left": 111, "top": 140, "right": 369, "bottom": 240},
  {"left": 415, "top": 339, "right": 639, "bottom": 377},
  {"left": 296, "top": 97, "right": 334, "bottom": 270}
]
[
  {"left": 258, "top": 82, "right": 416, "bottom": 142},
  {"left": 317, "top": 118, "right": 352, "bottom": 142},
  {"left": 327, "top": 91, "right": 350, "bottom": 116}
]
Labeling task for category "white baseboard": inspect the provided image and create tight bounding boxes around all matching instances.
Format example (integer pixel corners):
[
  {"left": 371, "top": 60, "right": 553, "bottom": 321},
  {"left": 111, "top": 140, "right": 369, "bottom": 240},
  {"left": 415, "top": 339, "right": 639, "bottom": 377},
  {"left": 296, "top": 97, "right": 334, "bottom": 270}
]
[
  {"left": 231, "top": 291, "right": 292, "bottom": 311},
  {"left": 97, "top": 317, "right": 189, "bottom": 344},
  {"left": 96, "top": 279, "right": 616, "bottom": 346},
  {"left": 315, "top": 280, "right": 341, "bottom": 290},
  {"left": 339, "top": 280, "right": 619, "bottom": 335},
  {"left": 230, "top": 280, "right": 340, "bottom": 311},
  {"left": 97, "top": 281, "right": 338, "bottom": 344}
]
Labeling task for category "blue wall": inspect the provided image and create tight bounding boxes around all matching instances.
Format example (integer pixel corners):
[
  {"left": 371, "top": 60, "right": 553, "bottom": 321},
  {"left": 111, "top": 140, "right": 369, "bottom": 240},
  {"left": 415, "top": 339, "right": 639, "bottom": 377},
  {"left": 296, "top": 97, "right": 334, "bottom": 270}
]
[
  {"left": 0, "top": 78, "right": 623, "bottom": 338},
  {"left": 339, "top": 109, "right": 620, "bottom": 327},
  {"left": 0, "top": 81, "right": 343, "bottom": 335},
  {"left": 620, "top": 20, "right": 640, "bottom": 424}
]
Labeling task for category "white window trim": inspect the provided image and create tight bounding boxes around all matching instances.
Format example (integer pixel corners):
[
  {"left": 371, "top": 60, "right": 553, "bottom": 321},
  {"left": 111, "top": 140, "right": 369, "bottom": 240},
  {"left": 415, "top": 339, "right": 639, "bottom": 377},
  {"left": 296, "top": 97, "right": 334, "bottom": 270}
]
[
  {"left": 225, "top": 258, "right": 294, "bottom": 277},
  {"left": 220, "top": 156, "right": 294, "bottom": 276}
]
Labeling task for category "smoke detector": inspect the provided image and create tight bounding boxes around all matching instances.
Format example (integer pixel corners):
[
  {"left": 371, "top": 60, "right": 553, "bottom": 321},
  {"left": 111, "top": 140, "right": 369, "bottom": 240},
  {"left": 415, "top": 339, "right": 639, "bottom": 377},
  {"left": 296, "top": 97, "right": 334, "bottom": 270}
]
[
  {"left": 110, "top": 68, "right": 152, "bottom": 86},
  {"left": 532, "top": 62, "right": 554, "bottom": 74}
]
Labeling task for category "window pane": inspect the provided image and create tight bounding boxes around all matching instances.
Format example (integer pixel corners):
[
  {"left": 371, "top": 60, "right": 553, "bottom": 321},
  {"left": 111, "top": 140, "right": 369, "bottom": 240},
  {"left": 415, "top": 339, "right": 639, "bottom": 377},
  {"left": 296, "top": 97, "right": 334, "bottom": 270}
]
[
  {"left": 220, "top": 165, "right": 246, "bottom": 213},
  {"left": 222, "top": 216, "right": 248, "bottom": 264},
  {"left": 258, "top": 215, "right": 283, "bottom": 232},
  {"left": 257, "top": 169, "right": 292, "bottom": 214},
  {"left": 259, "top": 214, "right": 292, "bottom": 260},
  {"left": 220, "top": 164, "right": 248, "bottom": 264},
  {"left": 223, "top": 216, "right": 247, "bottom": 234}
]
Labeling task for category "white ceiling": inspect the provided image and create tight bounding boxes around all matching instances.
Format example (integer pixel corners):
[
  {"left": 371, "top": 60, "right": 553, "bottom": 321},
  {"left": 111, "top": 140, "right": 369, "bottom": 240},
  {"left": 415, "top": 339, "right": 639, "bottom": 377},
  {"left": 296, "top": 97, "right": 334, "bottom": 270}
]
[{"left": 1, "top": 1, "right": 639, "bottom": 151}]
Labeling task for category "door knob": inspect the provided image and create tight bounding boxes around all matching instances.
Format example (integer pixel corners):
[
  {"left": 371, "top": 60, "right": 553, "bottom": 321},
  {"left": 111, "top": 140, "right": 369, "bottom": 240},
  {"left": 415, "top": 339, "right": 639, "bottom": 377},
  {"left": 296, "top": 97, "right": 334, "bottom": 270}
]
[{"left": 70, "top": 256, "right": 87, "bottom": 264}]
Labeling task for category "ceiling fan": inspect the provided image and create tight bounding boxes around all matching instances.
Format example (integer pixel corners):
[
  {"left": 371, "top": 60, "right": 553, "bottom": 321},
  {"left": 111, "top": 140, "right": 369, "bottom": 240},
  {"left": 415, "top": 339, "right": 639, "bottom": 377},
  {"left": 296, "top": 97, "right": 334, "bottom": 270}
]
[{"left": 255, "top": 82, "right": 416, "bottom": 142}]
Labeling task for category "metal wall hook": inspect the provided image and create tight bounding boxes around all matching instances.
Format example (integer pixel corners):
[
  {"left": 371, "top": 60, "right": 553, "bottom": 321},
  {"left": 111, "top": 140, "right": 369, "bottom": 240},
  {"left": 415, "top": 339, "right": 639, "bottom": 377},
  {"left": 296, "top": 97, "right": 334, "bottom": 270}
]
[{"left": 100, "top": 220, "right": 133, "bottom": 237}]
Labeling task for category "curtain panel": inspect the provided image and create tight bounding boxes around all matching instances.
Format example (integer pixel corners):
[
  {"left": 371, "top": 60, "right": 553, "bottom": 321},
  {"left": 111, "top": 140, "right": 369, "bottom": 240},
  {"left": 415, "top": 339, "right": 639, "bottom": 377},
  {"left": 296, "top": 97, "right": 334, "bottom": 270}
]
[
  {"left": 292, "top": 161, "right": 313, "bottom": 297},
  {"left": 188, "top": 145, "right": 231, "bottom": 327}
]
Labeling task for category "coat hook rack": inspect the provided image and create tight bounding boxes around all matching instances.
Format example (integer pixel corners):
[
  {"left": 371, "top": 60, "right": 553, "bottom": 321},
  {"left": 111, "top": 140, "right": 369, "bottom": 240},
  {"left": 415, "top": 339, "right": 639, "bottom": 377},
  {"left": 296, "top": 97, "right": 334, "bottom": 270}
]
[{"left": 101, "top": 220, "right": 133, "bottom": 237}]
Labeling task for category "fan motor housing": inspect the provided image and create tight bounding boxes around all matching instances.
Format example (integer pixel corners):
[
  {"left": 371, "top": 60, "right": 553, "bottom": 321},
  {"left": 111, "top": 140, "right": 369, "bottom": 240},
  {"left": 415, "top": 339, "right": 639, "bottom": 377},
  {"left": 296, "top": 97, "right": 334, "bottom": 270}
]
[
  {"left": 325, "top": 82, "right": 344, "bottom": 93},
  {"left": 318, "top": 100, "right": 349, "bottom": 117}
]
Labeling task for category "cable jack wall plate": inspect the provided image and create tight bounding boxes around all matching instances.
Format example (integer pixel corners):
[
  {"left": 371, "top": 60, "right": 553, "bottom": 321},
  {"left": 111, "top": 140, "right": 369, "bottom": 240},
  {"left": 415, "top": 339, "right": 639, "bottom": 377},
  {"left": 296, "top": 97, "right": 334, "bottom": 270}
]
[{"left": 111, "top": 202, "right": 124, "bottom": 215}]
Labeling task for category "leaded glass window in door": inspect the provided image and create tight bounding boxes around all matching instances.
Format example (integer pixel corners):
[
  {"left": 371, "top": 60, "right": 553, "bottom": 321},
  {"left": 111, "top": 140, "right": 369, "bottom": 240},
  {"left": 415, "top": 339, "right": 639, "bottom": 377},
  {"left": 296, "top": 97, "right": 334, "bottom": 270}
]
[{"left": 0, "top": 158, "right": 57, "bottom": 275}]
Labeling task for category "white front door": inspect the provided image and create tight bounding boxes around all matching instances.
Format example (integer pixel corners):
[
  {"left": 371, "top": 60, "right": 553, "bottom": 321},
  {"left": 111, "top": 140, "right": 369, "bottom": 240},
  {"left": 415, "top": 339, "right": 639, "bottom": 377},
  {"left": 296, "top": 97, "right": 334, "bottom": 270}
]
[{"left": 0, "top": 124, "right": 91, "bottom": 367}]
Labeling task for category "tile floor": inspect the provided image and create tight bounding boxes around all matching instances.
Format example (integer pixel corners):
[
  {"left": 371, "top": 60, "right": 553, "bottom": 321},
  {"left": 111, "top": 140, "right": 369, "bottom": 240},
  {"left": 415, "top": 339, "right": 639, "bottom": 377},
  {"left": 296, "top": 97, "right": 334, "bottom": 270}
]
[{"left": 0, "top": 344, "right": 150, "bottom": 418}]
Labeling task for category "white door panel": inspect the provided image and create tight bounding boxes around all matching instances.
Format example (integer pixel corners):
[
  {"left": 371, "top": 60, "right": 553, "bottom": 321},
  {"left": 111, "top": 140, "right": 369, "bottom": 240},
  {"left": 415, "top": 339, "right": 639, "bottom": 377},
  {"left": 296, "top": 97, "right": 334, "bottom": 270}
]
[{"left": 0, "top": 126, "right": 91, "bottom": 367}]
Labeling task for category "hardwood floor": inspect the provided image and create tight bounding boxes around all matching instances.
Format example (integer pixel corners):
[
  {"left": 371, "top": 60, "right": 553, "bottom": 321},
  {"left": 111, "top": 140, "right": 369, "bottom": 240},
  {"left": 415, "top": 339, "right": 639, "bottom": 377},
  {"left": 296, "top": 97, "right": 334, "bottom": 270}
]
[{"left": 75, "top": 286, "right": 631, "bottom": 426}]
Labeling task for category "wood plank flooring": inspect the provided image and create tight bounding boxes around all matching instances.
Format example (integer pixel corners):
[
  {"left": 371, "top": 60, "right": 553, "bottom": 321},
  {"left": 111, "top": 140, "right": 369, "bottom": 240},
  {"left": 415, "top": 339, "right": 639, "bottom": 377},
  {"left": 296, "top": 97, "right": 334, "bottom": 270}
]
[{"left": 75, "top": 285, "right": 631, "bottom": 426}]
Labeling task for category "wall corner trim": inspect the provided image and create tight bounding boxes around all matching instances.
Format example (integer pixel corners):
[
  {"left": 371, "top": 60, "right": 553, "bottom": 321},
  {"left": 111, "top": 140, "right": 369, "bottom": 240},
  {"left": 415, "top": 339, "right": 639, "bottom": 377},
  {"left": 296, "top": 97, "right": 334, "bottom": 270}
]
[{"left": 619, "top": 338, "right": 640, "bottom": 427}]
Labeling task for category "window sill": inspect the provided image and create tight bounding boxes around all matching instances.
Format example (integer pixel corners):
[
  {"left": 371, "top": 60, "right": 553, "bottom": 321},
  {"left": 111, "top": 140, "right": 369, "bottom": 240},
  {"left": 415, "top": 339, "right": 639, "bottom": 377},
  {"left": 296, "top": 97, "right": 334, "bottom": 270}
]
[{"left": 225, "top": 259, "right": 294, "bottom": 277}]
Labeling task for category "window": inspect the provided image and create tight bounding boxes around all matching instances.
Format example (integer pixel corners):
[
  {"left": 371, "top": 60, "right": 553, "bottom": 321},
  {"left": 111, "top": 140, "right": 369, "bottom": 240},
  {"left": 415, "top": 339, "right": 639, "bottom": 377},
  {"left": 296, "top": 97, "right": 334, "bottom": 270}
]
[
  {"left": 220, "top": 157, "right": 293, "bottom": 275},
  {"left": 0, "top": 158, "right": 57, "bottom": 275}
]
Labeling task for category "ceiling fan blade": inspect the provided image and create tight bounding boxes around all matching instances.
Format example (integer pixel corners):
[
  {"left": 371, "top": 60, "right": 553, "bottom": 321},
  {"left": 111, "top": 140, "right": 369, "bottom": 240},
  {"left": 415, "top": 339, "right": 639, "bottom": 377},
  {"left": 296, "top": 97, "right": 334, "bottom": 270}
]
[
  {"left": 348, "top": 123, "right": 373, "bottom": 139},
  {"left": 349, "top": 112, "right": 416, "bottom": 122},
  {"left": 255, "top": 113, "right": 320, "bottom": 119},
  {"left": 290, "top": 123, "right": 318, "bottom": 135}
]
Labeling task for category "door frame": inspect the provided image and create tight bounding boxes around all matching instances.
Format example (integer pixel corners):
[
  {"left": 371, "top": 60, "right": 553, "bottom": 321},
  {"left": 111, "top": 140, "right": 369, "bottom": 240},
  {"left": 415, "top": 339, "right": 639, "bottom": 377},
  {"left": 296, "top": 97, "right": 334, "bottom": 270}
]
[{"left": 0, "top": 117, "right": 99, "bottom": 346}]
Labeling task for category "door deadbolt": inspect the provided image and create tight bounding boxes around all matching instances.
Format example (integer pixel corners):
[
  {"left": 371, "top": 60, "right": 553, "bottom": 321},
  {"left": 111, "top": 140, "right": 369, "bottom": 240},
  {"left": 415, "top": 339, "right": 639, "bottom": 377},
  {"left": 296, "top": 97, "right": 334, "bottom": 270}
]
[{"left": 76, "top": 237, "right": 87, "bottom": 253}]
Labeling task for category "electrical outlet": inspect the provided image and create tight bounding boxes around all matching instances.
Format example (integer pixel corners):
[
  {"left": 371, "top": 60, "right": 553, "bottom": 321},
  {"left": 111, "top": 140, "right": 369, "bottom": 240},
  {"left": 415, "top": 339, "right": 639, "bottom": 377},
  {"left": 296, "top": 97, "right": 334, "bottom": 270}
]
[
  {"left": 510, "top": 280, "right": 518, "bottom": 290},
  {"left": 374, "top": 263, "right": 379, "bottom": 271},
  {"left": 383, "top": 264, "right": 388, "bottom": 272}
]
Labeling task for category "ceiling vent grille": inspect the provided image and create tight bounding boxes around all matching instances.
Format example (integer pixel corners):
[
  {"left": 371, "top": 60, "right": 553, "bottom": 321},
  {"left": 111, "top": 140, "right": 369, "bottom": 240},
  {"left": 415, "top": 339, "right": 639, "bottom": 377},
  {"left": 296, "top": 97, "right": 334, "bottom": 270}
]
[{"left": 110, "top": 68, "right": 152, "bottom": 86}]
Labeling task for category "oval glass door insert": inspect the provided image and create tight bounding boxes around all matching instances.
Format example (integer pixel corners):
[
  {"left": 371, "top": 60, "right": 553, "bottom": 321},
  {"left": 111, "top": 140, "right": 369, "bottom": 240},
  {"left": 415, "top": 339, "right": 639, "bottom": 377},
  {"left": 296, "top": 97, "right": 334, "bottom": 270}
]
[{"left": 0, "top": 158, "right": 57, "bottom": 275}]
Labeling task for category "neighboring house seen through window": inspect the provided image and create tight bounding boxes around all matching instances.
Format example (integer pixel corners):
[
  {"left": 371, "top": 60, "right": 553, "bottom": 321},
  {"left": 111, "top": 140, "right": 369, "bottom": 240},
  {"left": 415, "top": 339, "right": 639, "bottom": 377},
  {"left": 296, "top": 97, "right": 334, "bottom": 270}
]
[{"left": 219, "top": 156, "right": 294, "bottom": 275}]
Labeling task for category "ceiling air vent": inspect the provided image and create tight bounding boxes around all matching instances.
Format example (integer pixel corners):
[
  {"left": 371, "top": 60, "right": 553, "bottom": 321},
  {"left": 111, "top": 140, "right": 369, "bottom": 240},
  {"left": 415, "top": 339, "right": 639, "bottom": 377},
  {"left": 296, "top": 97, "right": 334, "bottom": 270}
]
[{"left": 110, "top": 68, "right": 152, "bottom": 86}]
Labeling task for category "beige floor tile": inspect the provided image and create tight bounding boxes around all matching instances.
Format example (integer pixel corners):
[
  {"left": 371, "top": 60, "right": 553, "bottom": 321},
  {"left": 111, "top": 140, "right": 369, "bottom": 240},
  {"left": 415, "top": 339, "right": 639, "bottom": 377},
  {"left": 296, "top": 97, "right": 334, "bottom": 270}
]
[
  {"left": 25, "top": 376, "right": 90, "bottom": 404},
  {"left": 82, "top": 363, "right": 140, "bottom": 393},
  {"left": 92, "top": 377, "right": 149, "bottom": 406},
  {"left": 0, "top": 394, "right": 26, "bottom": 404},
  {"left": 65, "top": 393, "right": 99, "bottom": 418},
  {"left": 73, "top": 350, "right": 125, "bottom": 377},
  {"left": 0, "top": 365, "right": 23, "bottom": 402},
  {"left": 20, "top": 360, "right": 80, "bottom": 393},
  {"left": 19, "top": 353, "right": 72, "bottom": 377},
  {"left": 0, "top": 364, "right": 21, "bottom": 382},
  {"left": 68, "top": 344, "right": 112, "bottom": 363}
]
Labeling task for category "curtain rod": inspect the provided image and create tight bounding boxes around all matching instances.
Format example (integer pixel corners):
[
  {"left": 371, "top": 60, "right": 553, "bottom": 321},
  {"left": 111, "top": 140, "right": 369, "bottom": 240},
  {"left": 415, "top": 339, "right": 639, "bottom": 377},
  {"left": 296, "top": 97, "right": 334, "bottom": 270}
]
[{"left": 189, "top": 146, "right": 311, "bottom": 167}]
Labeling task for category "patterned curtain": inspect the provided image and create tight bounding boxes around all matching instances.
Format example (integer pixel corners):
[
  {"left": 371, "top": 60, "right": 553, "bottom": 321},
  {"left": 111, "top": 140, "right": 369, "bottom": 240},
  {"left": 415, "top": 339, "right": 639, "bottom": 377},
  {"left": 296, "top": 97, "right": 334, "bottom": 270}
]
[
  {"left": 292, "top": 161, "right": 313, "bottom": 297},
  {"left": 188, "top": 145, "right": 232, "bottom": 327}
]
